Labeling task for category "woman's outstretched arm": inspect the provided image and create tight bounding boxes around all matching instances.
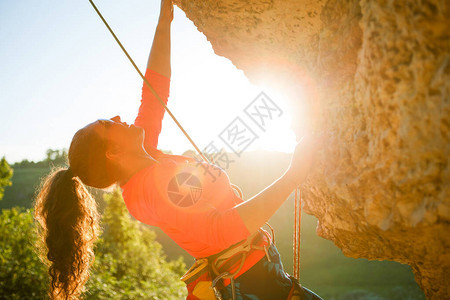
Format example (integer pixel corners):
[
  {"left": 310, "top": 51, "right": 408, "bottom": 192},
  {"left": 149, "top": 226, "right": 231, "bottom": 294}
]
[
  {"left": 134, "top": 0, "right": 173, "bottom": 150},
  {"left": 147, "top": 0, "right": 173, "bottom": 77},
  {"left": 236, "top": 135, "right": 322, "bottom": 234}
]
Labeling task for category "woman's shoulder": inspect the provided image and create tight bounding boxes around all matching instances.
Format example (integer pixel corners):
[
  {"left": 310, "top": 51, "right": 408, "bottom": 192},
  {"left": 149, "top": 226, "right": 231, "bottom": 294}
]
[{"left": 159, "top": 152, "right": 197, "bottom": 163}]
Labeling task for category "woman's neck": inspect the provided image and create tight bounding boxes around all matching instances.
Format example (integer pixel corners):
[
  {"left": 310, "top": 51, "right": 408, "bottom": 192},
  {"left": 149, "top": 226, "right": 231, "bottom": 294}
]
[{"left": 118, "top": 153, "right": 157, "bottom": 186}]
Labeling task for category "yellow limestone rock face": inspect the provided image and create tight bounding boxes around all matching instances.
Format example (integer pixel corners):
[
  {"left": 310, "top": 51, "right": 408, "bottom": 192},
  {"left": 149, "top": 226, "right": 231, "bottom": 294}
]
[{"left": 173, "top": 0, "right": 450, "bottom": 298}]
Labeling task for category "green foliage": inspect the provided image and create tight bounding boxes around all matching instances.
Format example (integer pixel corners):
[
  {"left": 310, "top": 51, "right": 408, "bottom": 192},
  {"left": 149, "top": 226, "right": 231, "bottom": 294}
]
[
  {"left": 0, "top": 208, "right": 48, "bottom": 299},
  {"left": 0, "top": 157, "right": 13, "bottom": 201},
  {"left": 85, "top": 189, "right": 186, "bottom": 299},
  {"left": 1, "top": 167, "right": 49, "bottom": 209},
  {"left": 0, "top": 191, "right": 186, "bottom": 299}
]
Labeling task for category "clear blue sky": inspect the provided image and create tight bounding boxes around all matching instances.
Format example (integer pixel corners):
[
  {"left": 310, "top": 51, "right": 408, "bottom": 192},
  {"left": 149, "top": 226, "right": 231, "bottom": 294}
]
[{"left": 0, "top": 0, "right": 296, "bottom": 163}]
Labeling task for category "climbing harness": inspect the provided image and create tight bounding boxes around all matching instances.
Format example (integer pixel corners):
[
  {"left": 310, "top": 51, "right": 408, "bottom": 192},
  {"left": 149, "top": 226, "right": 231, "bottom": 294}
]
[
  {"left": 210, "top": 229, "right": 273, "bottom": 300},
  {"left": 181, "top": 228, "right": 274, "bottom": 300}
]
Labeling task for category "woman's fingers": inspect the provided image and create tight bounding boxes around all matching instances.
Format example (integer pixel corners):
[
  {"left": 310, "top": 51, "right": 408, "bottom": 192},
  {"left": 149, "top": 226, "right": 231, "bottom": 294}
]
[
  {"left": 286, "top": 133, "right": 324, "bottom": 185},
  {"left": 159, "top": 0, "right": 174, "bottom": 22}
]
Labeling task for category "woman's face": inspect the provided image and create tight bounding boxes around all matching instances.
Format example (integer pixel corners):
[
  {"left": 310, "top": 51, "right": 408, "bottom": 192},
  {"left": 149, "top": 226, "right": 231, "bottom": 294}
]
[{"left": 87, "top": 115, "right": 145, "bottom": 154}]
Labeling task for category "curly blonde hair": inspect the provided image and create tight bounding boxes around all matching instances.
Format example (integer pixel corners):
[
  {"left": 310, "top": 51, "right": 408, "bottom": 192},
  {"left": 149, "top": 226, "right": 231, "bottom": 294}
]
[
  {"left": 34, "top": 167, "right": 100, "bottom": 299},
  {"left": 34, "top": 124, "right": 124, "bottom": 298}
]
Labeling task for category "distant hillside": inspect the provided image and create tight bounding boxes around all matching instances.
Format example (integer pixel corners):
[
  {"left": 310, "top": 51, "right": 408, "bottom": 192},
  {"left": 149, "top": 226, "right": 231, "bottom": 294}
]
[{"left": 1, "top": 167, "right": 49, "bottom": 209}]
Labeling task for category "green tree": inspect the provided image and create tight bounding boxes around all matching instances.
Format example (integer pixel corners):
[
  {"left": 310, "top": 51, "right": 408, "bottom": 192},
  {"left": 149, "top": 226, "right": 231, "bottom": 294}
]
[
  {"left": 0, "top": 208, "right": 48, "bottom": 299},
  {"left": 0, "top": 156, "right": 13, "bottom": 201},
  {"left": 45, "top": 148, "right": 67, "bottom": 167}
]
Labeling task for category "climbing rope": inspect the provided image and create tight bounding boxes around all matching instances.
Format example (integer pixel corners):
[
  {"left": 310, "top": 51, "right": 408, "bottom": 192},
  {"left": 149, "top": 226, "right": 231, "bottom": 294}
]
[
  {"left": 88, "top": 0, "right": 210, "bottom": 164},
  {"left": 293, "top": 187, "right": 301, "bottom": 280}
]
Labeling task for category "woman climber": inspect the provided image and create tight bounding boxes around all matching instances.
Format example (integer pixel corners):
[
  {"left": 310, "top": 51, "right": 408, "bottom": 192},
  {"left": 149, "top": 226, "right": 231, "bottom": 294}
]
[{"left": 34, "top": 0, "right": 322, "bottom": 299}]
